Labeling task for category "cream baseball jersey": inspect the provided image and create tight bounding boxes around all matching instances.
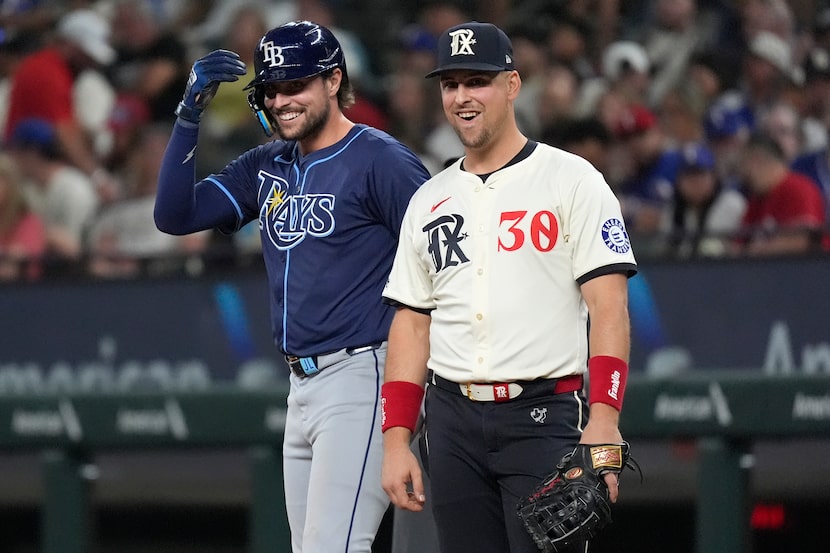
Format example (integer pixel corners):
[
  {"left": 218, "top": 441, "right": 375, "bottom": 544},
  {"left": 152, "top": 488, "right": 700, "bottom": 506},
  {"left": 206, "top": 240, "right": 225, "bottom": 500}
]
[{"left": 382, "top": 141, "right": 637, "bottom": 382}]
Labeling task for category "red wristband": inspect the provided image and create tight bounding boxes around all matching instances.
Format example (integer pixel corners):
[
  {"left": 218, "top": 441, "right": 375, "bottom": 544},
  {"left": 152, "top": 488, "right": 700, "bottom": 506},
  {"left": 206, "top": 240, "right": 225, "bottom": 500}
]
[
  {"left": 381, "top": 381, "right": 425, "bottom": 433},
  {"left": 588, "top": 355, "right": 628, "bottom": 411}
]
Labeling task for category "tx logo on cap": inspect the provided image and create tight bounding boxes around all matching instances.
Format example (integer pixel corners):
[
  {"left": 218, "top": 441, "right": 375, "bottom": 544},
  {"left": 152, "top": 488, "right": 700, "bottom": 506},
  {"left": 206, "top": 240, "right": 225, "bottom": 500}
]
[{"left": 449, "top": 29, "right": 476, "bottom": 56}]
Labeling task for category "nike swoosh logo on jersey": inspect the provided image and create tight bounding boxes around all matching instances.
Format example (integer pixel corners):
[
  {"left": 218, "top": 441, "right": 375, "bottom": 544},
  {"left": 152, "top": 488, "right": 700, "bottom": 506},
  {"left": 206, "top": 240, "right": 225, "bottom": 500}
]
[{"left": 430, "top": 196, "right": 452, "bottom": 212}]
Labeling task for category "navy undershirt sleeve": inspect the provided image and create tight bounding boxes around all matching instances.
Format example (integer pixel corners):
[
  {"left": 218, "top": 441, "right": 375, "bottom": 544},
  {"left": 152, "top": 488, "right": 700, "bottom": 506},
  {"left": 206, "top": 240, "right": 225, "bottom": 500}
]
[{"left": 154, "top": 120, "right": 241, "bottom": 235}]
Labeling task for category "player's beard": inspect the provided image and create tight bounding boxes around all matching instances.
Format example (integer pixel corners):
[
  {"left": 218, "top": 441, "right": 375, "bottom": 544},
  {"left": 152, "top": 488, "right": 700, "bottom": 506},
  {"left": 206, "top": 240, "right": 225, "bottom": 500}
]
[
  {"left": 455, "top": 124, "right": 494, "bottom": 149},
  {"left": 274, "top": 101, "right": 330, "bottom": 142},
  {"left": 451, "top": 111, "right": 503, "bottom": 150}
]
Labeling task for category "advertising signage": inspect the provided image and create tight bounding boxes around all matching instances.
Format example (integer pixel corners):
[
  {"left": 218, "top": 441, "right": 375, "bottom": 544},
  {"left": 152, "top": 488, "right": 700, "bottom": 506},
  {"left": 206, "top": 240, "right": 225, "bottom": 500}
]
[{"left": 0, "top": 256, "right": 828, "bottom": 396}]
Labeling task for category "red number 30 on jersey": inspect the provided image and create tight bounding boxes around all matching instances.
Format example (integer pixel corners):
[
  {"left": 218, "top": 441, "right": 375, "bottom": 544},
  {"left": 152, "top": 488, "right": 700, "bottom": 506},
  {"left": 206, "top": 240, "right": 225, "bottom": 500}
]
[{"left": 498, "top": 210, "right": 558, "bottom": 252}]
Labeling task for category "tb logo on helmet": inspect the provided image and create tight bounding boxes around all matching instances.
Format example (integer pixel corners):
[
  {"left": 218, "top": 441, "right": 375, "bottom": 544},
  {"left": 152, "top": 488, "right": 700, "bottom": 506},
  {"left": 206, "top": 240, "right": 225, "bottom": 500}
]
[
  {"left": 448, "top": 29, "right": 476, "bottom": 56},
  {"left": 261, "top": 40, "right": 286, "bottom": 68}
]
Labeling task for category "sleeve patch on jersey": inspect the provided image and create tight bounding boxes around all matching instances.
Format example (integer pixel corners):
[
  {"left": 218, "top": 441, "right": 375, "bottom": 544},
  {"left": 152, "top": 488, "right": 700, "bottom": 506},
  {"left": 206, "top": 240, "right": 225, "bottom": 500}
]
[{"left": 601, "top": 218, "right": 631, "bottom": 254}]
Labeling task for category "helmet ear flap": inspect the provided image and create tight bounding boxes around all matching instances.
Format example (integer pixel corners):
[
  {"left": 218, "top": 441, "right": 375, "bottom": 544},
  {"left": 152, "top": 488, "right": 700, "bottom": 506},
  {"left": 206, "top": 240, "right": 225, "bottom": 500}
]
[{"left": 247, "top": 87, "right": 277, "bottom": 137}]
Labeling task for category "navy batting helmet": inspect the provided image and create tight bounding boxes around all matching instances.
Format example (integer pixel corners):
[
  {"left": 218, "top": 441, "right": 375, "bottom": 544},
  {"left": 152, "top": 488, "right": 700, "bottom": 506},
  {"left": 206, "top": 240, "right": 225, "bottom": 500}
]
[{"left": 245, "top": 20, "right": 346, "bottom": 89}]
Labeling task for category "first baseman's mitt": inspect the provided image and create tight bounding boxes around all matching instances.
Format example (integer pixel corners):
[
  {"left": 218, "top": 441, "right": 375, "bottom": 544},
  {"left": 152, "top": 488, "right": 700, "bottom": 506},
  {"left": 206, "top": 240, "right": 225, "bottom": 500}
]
[{"left": 517, "top": 442, "right": 639, "bottom": 553}]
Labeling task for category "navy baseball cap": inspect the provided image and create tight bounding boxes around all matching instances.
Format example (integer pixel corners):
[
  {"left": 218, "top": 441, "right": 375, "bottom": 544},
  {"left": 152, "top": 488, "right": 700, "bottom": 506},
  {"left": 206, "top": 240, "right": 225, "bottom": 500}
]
[
  {"left": 8, "top": 118, "right": 58, "bottom": 155},
  {"left": 703, "top": 99, "right": 754, "bottom": 140},
  {"left": 426, "top": 21, "right": 514, "bottom": 78},
  {"left": 679, "top": 142, "right": 715, "bottom": 172}
]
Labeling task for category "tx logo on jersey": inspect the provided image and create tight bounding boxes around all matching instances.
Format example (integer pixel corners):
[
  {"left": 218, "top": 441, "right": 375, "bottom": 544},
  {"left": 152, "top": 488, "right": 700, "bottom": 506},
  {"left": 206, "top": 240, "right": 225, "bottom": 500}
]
[
  {"left": 258, "top": 170, "right": 335, "bottom": 250},
  {"left": 423, "top": 214, "right": 469, "bottom": 272},
  {"left": 449, "top": 29, "right": 476, "bottom": 56}
]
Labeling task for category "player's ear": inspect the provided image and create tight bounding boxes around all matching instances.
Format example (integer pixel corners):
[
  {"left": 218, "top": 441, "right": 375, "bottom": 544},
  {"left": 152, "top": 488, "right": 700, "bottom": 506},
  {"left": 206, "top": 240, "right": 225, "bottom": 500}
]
[
  {"left": 506, "top": 70, "right": 522, "bottom": 100},
  {"left": 326, "top": 68, "right": 343, "bottom": 97}
]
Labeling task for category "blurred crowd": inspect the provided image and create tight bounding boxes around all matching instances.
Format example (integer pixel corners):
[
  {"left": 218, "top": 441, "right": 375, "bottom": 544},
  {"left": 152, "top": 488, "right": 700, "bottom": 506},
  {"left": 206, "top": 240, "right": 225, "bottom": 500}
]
[{"left": 0, "top": 0, "right": 829, "bottom": 282}]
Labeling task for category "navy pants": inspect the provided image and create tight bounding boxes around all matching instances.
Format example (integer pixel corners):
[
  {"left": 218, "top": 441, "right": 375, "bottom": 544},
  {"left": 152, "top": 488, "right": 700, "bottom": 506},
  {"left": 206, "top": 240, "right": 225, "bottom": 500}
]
[{"left": 423, "top": 380, "right": 588, "bottom": 553}]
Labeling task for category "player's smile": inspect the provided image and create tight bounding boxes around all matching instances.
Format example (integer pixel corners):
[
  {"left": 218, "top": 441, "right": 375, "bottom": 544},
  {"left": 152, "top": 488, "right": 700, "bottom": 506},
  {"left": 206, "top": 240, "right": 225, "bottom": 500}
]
[
  {"left": 457, "top": 110, "right": 480, "bottom": 121},
  {"left": 277, "top": 110, "right": 303, "bottom": 122}
]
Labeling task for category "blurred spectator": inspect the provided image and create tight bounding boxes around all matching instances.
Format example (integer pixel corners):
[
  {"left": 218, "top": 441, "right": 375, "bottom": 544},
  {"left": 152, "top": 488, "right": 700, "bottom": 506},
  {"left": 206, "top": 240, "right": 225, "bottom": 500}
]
[
  {"left": 384, "top": 22, "right": 445, "bottom": 172},
  {"left": 7, "top": 118, "right": 99, "bottom": 263},
  {"left": 613, "top": 103, "right": 681, "bottom": 247},
  {"left": 409, "top": 0, "right": 472, "bottom": 165},
  {"left": 758, "top": 100, "right": 804, "bottom": 162},
  {"left": 659, "top": 141, "right": 746, "bottom": 258},
  {"left": 384, "top": 24, "right": 443, "bottom": 171},
  {"left": 199, "top": 3, "right": 269, "bottom": 175},
  {"left": 104, "top": 92, "right": 152, "bottom": 172},
  {"left": 3, "top": 8, "right": 117, "bottom": 196},
  {"left": 560, "top": 0, "right": 620, "bottom": 63},
  {"left": 536, "top": 63, "right": 580, "bottom": 138},
  {"left": 657, "top": 82, "right": 707, "bottom": 146},
  {"left": 109, "top": 0, "right": 190, "bottom": 123},
  {"left": 577, "top": 39, "right": 651, "bottom": 122},
  {"left": 813, "top": 7, "right": 830, "bottom": 51},
  {"left": 0, "top": 152, "right": 46, "bottom": 280},
  {"left": 543, "top": 116, "right": 613, "bottom": 178},
  {"left": 741, "top": 30, "right": 803, "bottom": 121},
  {"left": 87, "top": 124, "right": 209, "bottom": 277},
  {"left": 385, "top": 69, "right": 443, "bottom": 175},
  {"left": 394, "top": 23, "right": 438, "bottom": 76},
  {"left": 703, "top": 93, "right": 755, "bottom": 189},
  {"left": 507, "top": 18, "right": 551, "bottom": 138},
  {"left": 636, "top": 0, "right": 719, "bottom": 107},
  {"left": 686, "top": 49, "right": 741, "bottom": 108},
  {"left": 601, "top": 40, "right": 652, "bottom": 106},
  {"left": 547, "top": 12, "right": 596, "bottom": 82},
  {"left": 791, "top": 144, "right": 830, "bottom": 226},
  {"left": 736, "top": 132, "right": 826, "bottom": 256},
  {"left": 175, "top": 0, "right": 295, "bottom": 51},
  {"left": 0, "top": 31, "right": 29, "bottom": 138},
  {"left": 417, "top": 0, "right": 470, "bottom": 40},
  {"left": 73, "top": 59, "right": 117, "bottom": 160},
  {"left": 0, "top": 0, "right": 59, "bottom": 38},
  {"left": 798, "top": 46, "right": 830, "bottom": 153},
  {"left": 739, "top": 0, "right": 795, "bottom": 45},
  {"left": 299, "top": 0, "right": 388, "bottom": 130}
]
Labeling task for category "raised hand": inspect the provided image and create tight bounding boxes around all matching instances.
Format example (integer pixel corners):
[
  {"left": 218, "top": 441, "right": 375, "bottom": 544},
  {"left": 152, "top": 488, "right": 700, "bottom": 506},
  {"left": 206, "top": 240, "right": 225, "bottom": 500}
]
[{"left": 175, "top": 49, "right": 247, "bottom": 123}]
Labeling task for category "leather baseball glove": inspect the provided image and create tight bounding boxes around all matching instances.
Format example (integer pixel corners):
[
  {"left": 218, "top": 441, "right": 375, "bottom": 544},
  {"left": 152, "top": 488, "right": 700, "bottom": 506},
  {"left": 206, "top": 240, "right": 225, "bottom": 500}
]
[{"left": 517, "top": 442, "right": 639, "bottom": 553}]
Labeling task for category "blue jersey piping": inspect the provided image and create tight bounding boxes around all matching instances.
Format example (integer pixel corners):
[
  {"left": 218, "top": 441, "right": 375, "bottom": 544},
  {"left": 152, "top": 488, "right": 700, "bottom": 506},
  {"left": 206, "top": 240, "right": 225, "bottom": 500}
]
[
  {"left": 280, "top": 126, "right": 370, "bottom": 352},
  {"left": 206, "top": 177, "right": 244, "bottom": 228},
  {"left": 343, "top": 350, "right": 381, "bottom": 552}
]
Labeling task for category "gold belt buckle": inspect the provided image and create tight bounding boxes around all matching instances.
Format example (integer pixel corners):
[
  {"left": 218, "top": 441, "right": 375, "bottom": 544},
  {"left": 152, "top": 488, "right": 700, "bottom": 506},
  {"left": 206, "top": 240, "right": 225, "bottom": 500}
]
[{"left": 465, "top": 383, "right": 476, "bottom": 401}]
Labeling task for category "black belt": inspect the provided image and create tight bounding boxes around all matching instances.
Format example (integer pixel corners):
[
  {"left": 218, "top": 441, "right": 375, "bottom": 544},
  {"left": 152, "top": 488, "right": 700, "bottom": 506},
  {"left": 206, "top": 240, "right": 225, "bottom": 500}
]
[{"left": 285, "top": 342, "right": 383, "bottom": 378}]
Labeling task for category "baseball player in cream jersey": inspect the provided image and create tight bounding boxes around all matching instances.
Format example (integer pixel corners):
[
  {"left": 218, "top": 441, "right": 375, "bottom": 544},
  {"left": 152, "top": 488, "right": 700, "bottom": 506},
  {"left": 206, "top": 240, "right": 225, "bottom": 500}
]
[
  {"left": 379, "top": 22, "right": 637, "bottom": 553},
  {"left": 387, "top": 142, "right": 635, "bottom": 383}
]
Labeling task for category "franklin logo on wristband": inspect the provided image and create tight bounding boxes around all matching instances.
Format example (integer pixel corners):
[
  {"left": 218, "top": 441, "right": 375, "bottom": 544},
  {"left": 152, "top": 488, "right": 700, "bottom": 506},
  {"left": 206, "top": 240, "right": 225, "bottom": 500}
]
[
  {"left": 608, "top": 370, "right": 621, "bottom": 401},
  {"left": 588, "top": 355, "right": 628, "bottom": 411}
]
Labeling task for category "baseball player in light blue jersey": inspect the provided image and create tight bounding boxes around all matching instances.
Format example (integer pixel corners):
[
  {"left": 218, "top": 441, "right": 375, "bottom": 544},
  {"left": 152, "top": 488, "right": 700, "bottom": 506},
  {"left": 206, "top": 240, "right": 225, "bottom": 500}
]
[{"left": 154, "top": 20, "right": 430, "bottom": 553}]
